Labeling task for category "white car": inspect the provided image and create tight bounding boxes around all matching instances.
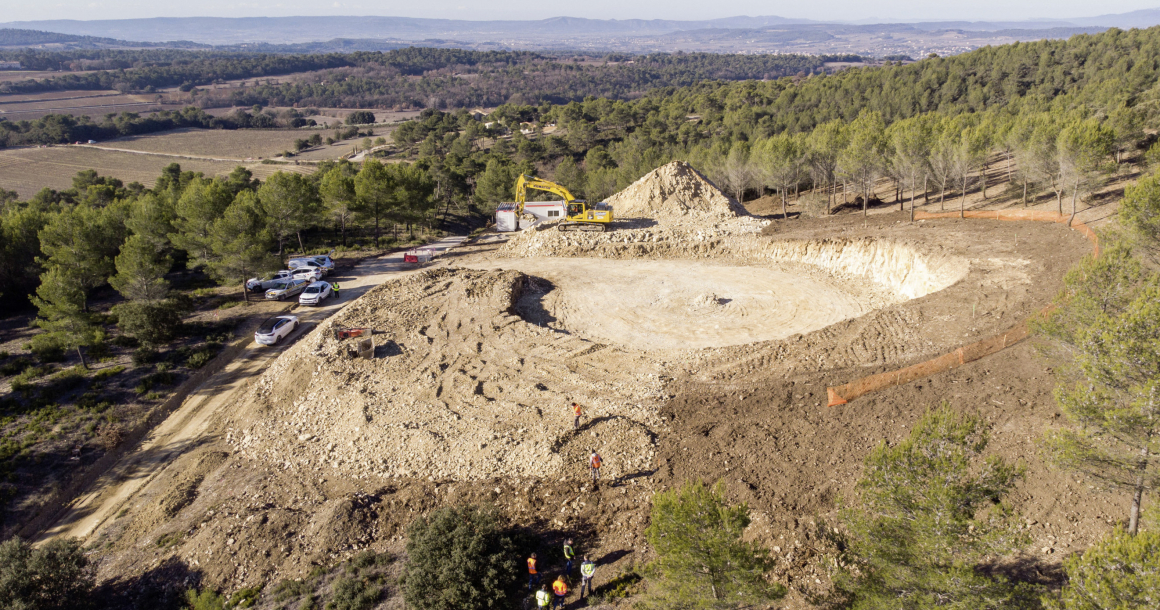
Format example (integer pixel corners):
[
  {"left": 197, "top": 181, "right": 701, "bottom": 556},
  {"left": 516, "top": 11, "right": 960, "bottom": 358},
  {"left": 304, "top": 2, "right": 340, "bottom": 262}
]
[
  {"left": 288, "top": 255, "right": 335, "bottom": 273},
  {"left": 246, "top": 270, "right": 295, "bottom": 292},
  {"left": 254, "top": 315, "right": 299, "bottom": 345},
  {"left": 291, "top": 266, "right": 324, "bottom": 282},
  {"left": 299, "top": 281, "right": 333, "bottom": 305}
]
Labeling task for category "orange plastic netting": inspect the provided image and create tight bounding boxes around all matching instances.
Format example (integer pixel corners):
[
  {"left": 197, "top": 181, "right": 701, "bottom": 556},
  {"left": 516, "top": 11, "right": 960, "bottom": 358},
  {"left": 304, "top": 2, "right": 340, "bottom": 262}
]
[{"left": 826, "top": 211, "right": 1098, "bottom": 407}]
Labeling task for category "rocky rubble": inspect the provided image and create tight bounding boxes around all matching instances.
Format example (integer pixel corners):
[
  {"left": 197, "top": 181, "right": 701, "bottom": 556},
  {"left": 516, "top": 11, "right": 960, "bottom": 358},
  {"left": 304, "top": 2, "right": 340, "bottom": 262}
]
[{"left": 227, "top": 269, "right": 666, "bottom": 483}]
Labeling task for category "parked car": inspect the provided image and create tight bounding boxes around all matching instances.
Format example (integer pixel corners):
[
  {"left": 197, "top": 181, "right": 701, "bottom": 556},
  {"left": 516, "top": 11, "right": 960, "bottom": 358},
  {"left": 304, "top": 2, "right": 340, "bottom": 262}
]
[
  {"left": 265, "top": 278, "right": 308, "bottom": 300},
  {"left": 299, "top": 281, "right": 333, "bottom": 306},
  {"left": 291, "top": 266, "right": 324, "bottom": 282},
  {"left": 254, "top": 315, "right": 299, "bottom": 345},
  {"left": 288, "top": 254, "right": 335, "bottom": 273},
  {"left": 246, "top": 270, "right": 295, "bottom": 292}
]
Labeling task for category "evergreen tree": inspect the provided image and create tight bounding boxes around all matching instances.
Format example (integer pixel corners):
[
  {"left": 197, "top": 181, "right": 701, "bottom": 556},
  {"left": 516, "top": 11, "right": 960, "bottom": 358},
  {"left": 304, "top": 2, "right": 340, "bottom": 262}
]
[
  {"left": 806, "top": 119, "right": 848, "bottom": 213},
  {"left": 754, "top": 133, "right": 805, "bottom": 219},
  {"left": 1035, "top": 245, "right": 1160, "bottom": 535},
  {"left": 207, "top": 191, "right": 279, "bottom": 301},
  {"left": 257, "top": 171, "right": 320, "bottom": 256},
  {"left": 832, "top": 405, "right": 1036, "bottom": 609},
  {"left": 643, "top": 480, "right": 785, "bottom": 608},
  {"left": 36, "top": 203, "right": 123, "bottom": 311},
  {"left": 1058, "top": 118, "right": 1115, "bottom": 225},
  {"left": 887, "top": 115, "right": 934, "bottom": 221},
  {"left": 1047, "top": 530, "right": 1160, "bottom": 610},
  {"left": 109, "top": 234, "right": 170, "bottom": 302},
  {"left": 838, "top": 110, "right": 887, "bottom": 216},
  {"left": 319, "top": 165, "right": 357, "bottom": 247},
  {"left": 30, "top": 267, "right": 103, "bottom": 368},
  {"left": 402, "top": 505, "right": 525, "bottom": 610},
  {"left": 170, "top": 177, "right": 233, "bottom": 267},
  {"left": 353, "top": 159, "right": 396, "bottom": 244}
]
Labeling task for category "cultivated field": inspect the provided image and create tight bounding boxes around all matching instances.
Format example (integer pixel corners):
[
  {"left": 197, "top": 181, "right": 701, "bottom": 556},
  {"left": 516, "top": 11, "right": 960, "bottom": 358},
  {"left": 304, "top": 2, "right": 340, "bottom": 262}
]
[
  {"left": 108, "top": 128, "right": 319, "bottom": 159},
  {"left": 0, "top": 145, "right": 312, "bottom": 197},
  {"left": 0, "top": 70, "right": 101, "bottom": 82},
  {"left": 0, "top": 89, "right": 182, "bottom": 121}
]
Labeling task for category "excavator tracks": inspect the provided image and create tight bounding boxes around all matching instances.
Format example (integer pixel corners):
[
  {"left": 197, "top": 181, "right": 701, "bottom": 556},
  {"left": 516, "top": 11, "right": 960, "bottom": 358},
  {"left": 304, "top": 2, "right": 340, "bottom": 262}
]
[{"left": 558, "top": 222, "right": 607, "bottom": 233}]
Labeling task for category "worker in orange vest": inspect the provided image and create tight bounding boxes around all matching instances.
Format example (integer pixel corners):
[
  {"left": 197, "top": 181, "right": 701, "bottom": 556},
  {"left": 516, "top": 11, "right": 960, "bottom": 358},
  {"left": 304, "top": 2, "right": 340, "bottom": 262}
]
[
  {"left": 551, "top": 574, "right": 569, "bottom": 609},
  {"left": 527, "top": 552, "right": 540, "bottom": 591},
  {"left": 572, "top": 402, "right": 582, "bottom": 430},
  {"left": 589, "top": 451, "right": 602, "bottom": 487}
]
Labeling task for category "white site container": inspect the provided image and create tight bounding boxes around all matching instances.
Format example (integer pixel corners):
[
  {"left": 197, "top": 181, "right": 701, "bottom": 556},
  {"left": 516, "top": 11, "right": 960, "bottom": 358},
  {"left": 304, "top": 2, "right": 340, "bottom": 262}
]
[{"left": 495, "top": 203, "right": 519, "bottom": 232}]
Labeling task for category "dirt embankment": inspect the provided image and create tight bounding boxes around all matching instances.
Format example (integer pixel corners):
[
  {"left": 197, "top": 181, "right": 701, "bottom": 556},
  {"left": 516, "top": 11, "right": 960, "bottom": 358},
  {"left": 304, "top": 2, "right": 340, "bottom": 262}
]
[{"left": 86, "top": 162, "right": 1104, "bottom": 609}]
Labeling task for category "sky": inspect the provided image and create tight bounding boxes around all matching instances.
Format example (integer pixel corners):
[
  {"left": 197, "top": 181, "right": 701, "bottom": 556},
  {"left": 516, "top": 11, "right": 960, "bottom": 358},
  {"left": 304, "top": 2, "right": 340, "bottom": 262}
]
[{"left": 1, "top": 0, "right": 1157, "bottom": 23}]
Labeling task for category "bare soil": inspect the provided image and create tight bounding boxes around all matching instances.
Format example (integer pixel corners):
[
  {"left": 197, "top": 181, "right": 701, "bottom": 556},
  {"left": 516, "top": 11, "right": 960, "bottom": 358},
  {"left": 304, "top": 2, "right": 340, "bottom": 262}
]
[{"left": 75, "top": 155, "right": 1109, "bottom": 610}]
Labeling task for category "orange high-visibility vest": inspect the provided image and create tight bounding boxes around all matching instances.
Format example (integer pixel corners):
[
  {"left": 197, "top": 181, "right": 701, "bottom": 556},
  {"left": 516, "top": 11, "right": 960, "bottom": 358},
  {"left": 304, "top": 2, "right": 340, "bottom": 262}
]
[
  {"left": 553, "top": 579, "right": 568, "bottom": 595},
  {"left": 590, "top": 454, "right": 602, "bottom": 468},
  {"left": 527, "top": 557, "right": 537, "bottom": 574},
  {"left": 573, "top": 403, "right": 581, "bottom": 416}
]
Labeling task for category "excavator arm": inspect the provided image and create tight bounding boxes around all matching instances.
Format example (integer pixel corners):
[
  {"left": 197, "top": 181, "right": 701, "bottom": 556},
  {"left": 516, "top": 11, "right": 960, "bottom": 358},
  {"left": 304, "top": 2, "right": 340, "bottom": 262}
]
[{"left": 514, "top": 174, "right": 577, "bottom": 211}]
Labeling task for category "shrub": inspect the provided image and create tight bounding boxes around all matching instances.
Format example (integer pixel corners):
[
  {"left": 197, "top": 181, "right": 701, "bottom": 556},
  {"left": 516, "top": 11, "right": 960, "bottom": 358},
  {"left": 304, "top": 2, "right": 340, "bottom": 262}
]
[
  {"left": 346, "top": 110, "right": 375, "bottom": 125},
  {"left": 403, "top": 505, "right": 528, "bottom": 610},
  {"left": 186, "top": 350, "right": 214, "bottom": 369},
  {"left": 0, "top": 358, "right": 33, "bottom": 377},
  {"left": 132, "top": 347, "right": 158, "bottom": 366},
  {"left": 110, "top": 335, "right": 139, "bottom": 348},
  {"left": 325, "top": 576, "right": 380, "bottom": 610},
  {"left": 0, "top": 537, "right": 94, "bottom": 610},
  {"left": 227, "top": 585, "right": 261, "bottom": 608},
  {"left": 184, "top": 588, "right": 224, "bottom": 610},
  {"left": 114, "top": 296, "right": 192, "bottom": 346},
  {"left": 26, "top": 336, "right": 65, "bottom": 364},
  {"left": 91, "top": 366, "right": 125, "bottom": 382}
]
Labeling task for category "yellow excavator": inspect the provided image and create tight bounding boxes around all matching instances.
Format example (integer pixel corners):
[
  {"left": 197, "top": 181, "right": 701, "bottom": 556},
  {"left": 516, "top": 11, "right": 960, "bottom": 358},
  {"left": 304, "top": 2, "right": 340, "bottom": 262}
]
[{"left": 515, "top": 174, "right": 613, "bottom": 232}]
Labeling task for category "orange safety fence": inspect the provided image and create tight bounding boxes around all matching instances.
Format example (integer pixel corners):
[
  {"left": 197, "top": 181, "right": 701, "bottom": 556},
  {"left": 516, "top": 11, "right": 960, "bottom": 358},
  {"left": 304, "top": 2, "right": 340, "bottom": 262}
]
[{"left": 826, "top": 210, "right": 1099, "bottom": 407}]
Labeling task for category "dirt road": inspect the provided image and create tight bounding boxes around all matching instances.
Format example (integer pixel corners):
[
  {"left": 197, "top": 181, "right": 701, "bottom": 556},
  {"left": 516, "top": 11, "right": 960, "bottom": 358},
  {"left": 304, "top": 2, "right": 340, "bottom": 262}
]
[{"left": 38, "top": 235, "right": 466, "bottom": 543}]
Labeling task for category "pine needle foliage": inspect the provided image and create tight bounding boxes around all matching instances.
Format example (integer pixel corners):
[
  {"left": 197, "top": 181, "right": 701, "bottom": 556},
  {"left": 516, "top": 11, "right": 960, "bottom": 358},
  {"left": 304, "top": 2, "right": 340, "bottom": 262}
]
[
  {"left": 832, "top": 405, "right": 1037, "bottom": 610},
  {"left": 402, "top": 505, "right": 526, "bottom": 610},
  {"left": 642, "top": 480, "right": 786, "bottom": 609},
  {"left": 1045, "top": 530, "right": 1160, "bottom": 610}
]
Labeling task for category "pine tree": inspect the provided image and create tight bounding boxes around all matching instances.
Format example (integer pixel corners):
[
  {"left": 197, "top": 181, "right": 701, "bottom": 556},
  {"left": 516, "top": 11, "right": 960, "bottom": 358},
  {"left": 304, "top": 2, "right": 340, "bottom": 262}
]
[
  {"left": 257, "top": 171, "right": 320, "bottom": 257},
  {"left": 30, "top": 267, "right": 103, "bottom": 369},
  {"left": 1047, "top": 530, "right": 1160, "bottom": 610},
  {"left": 109, "top": 234, "right": 170, "bottom": 302},
  {"left": 319, "top": 166, "right": 356, "bottom": 247},
  {"left": 1035, "top": 245, "right": 1160, "bottom": 535},
  {"left": 832, "top": 405, "right": 1036, "bottom": 609},
  {"left": 207, "top": 192, "right": 279, "bottom": 301},
  {"left": 643, "top": 480, "right": 785, "bottom": 608},
  {"left": 353, "top": 160, "right": 397, "bottom": 244}
]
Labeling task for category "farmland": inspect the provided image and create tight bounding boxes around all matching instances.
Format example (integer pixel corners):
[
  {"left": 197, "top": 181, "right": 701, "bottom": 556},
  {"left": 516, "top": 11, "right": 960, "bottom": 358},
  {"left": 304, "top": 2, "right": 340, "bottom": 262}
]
[
  {"left": 0, "top": 145, "right": 316, "bottom": 197},
  {"left": 108, "top": 127, "right": 318, "bottom": 159},
  {"left": 0, "top": 88, "right": 182, "bottom": 121}
]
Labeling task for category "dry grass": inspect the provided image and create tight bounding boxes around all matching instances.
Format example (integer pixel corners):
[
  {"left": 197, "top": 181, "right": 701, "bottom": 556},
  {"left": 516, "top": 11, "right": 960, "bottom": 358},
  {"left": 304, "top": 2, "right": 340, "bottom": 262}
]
[
  {"left": 0, "top": 146, "right": 317, "bottom": 198},
  {"left": 0, "top": 71, "right": 102, "bottom": 83},
  {"left": 108, "top": 128, "right": 322, "bottom": 159}
]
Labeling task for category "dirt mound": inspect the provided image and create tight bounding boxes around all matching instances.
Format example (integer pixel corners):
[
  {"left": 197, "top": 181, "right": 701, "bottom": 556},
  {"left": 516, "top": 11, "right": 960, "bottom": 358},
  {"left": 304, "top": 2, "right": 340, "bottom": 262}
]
[
  {"left": 607, "top": 160, "right": 748, "bottom": 220},
  {"left": 228, "top": 268, "right": 664, "bottom": 483}
]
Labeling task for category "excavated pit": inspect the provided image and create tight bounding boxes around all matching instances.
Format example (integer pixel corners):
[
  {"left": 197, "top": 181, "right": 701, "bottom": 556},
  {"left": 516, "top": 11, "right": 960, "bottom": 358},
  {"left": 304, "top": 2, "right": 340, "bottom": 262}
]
[{"left": 474, "top": 236, "right": 967, "bottom": 350}]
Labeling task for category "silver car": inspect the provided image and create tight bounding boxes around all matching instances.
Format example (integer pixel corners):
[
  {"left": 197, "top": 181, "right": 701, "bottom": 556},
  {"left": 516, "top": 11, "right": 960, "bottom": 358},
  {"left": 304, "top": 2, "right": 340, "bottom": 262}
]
[
  {"left": 265, "top": 278, "right": 308, "bottom": 300},
  {"left": 299, "top": 281, "right": 333, "bottom": 305},
  {"left": 254, "top": 315, "right": 299, "bottom": 345}
]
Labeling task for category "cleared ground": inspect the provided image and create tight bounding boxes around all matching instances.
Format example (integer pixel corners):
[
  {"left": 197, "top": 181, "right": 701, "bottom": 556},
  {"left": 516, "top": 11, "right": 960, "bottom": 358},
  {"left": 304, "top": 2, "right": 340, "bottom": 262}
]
[{"left": 470, "top": 257, "right": 903, "bottom": 350}]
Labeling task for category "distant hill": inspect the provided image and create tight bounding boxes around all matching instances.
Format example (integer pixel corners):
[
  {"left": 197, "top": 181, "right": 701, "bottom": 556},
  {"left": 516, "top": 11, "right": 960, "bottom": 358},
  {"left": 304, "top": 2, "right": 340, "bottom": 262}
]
[
  {"left": 0, "top": 28, "right": 210, "bottom": 49},
  {"left": 0, "top": 10, "right": 1154, "bottom": 56}
]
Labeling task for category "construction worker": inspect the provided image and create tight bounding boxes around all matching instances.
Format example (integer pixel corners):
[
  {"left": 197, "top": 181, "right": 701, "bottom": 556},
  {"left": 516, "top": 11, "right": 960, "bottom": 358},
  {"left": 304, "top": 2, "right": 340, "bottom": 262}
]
[
  {"left": 331, "top": 281, "right": 340, "bottom": 299},
  {"left": 551, "top": 574, "right": 568, "bottom": 609},
  {"left": 563, "top": 539, "right": 575, "bottom": 575},
  {"left": 535, "top": 584, "right": 551, "bottom": 608},
  {"left": 589, "top": 451, "right": 602, "bottom": 486},
  {"left": 527, "top": 553, "right": 540, "bottom": 591},
  {"left": 579, "top": 556, "right": 596, "bottom": 597},
  {"left": 572, "top": 402, "right": 582, "bottom": 429}
]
